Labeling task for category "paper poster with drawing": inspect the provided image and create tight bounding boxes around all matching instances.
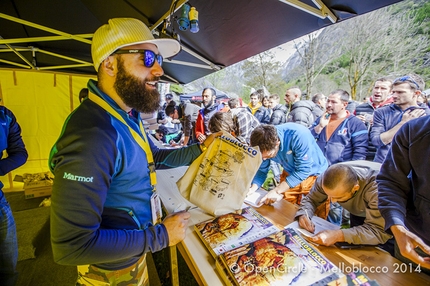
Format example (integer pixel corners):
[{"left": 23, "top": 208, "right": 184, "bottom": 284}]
[{"left": 177, "top": 132, "right": 262, "bottom": 216}]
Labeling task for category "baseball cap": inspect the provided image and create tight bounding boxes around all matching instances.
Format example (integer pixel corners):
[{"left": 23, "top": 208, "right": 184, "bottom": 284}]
[{"left": 91, "top": 18, "right": 181, "bottom": 71}]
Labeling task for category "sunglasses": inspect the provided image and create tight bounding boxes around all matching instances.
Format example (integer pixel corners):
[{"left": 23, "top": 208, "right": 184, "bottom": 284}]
[
  {"left": 113, "top": 49, "right": 163, "bottom": 68},
  {"left": 393, "top": 76, "right": 420, "bottom": 90}
]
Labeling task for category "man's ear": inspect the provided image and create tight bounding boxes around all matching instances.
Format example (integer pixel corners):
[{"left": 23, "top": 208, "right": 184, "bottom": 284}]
[
  {"left": 352, "top": 183, "right": 360, "bottom": 192},
  {"left": 100, "top": 55, "right": 116, "bottom": 77}
]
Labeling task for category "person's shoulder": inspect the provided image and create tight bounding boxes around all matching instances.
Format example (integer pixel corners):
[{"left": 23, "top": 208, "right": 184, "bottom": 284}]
[
  {"left": 0, "top": 105, "right": 14, "bottom": 117},
  {"left": 374, "top": 104, "right": 395, "bottom": 114}
]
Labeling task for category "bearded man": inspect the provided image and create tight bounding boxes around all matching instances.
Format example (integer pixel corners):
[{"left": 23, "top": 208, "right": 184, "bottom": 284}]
[
  {"left": 49, "top": 18, "right": 219, "bottom": 285},
  {"left": 195, "top": 87, "right": 228, "bottom": 142}
]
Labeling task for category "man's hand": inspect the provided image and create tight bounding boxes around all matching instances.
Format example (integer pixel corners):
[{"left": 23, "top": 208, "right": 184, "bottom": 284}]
[
  {"left": 259, "top": 189, "right": 283, "bottom": 205},
  {"left": 298, "top": 215, "right": 315, "bottom": 234},
  {"left": 162, "top": 211, "right": 191, "bottom": 246},
  {"left": 401, "top": 109, "right": 426, "bottom": 123},
  {"left": 247, "top": 184, "right": 259, "bottom": 196},
  {"left": 319, "top": 113, "right": 330, "bottom": 128},
  {"left": 202, "top": 131, "right": 222, "bottom": 146},
  {"left": 391, "top": 225, "right": 430, "bottom": 269},
  {"left": 307, "top": 229, "right": 344, "bottom": 246},
  {"left": 197, "top": 134, "right": 207, "bottom": 143}
]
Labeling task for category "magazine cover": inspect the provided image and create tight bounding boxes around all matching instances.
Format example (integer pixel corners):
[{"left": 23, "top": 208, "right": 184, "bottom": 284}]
[
  {"left": 194, "top": 206, "right": 280, "bottom": 257},
  {"left": 219, "top": 227, "right": 344, "bottom": 286}
]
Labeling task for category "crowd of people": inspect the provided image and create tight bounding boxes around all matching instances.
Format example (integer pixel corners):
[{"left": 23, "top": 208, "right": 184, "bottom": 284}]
[{"left": 1, "top": 17, "right": 430, "bottom": 285}]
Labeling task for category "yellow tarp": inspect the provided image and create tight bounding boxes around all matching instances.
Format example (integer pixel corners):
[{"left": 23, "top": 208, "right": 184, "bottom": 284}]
[{"left": 0, "top": 68, "right": 96, "bottom": 190}]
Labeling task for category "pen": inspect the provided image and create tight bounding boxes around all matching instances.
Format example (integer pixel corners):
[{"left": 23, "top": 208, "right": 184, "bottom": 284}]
[{"left": 305, "top": 210, "right": 315, "bottom": 234}]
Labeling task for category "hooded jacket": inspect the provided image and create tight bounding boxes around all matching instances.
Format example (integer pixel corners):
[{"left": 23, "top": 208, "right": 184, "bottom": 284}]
[{"left": 287, "top": 100, "right": 319, "bottom": 128}]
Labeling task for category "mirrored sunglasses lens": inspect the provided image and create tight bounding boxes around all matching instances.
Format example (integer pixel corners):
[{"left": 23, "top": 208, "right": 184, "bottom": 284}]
[
  {"left": 157, "top": 55, "right": 163, "bottom": 67},
  {"left": 144, "top": 50, "right": 156, "bottom": 67}
]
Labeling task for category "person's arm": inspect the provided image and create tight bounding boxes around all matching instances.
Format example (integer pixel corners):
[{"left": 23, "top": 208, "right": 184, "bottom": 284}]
[
  {"left": 182, "top": 114, "right": 193, "bottom": 145},
  {"left": 378, "top": 119, "right": 430, "bottom": 268},
  {"left": 194, "top": 112, "right": 206, "bottom": 142},
  {"left": 350, "top": 118, "right": 368, "bottom": 160},
  {"left": 379, "top": 109, "right": 426, "bottom": 145},
  {"left": 369, "top": 109, "right": 387, "bottom": 148},
  {"left": 310, "top": 115, "right": 329, "bottom": 136},
  {"left": 283, "top": 130, "right": 315, "bottom": 188},
  {"left": 250, "top": 159, "right": 271, "bottom": 189},
  {"left": 0, "top": 108, "right": 28, "bottom": 175},
  {"left": 342, "top": 190, "right": 392, "bottom": 245},
  {"left": 295, "top": 177, "right": 327, "bottom": 219}
]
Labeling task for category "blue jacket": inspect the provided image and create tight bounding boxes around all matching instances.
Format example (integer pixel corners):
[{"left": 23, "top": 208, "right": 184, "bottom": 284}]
[
  {"left": 370, "top": 104, "right": 430, "bottom": 163},
  {"left": 0, "top": 106, "right": 28, "bottom": 189},
  {"left": 49, "top": 80, "right": 202, "bottom": 270},
  {"left": 377, "top": 116, "right": 430, "bottom": 245},
  {"left": 252, "top": 123, "right": 328, "bottom": 188},
  {"left": 310, "top": 115, "right": 368, "bottom": 165}
]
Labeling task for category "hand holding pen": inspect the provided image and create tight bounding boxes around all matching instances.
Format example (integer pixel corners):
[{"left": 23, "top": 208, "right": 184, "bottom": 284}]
[{"left": 299, "top": 209, "right": 315, "bottom": 234}]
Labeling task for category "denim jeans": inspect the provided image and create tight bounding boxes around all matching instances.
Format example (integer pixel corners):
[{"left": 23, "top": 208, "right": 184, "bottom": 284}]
[
  {"left": 0, "top": 191, "right": 18, "bottom": 286},
  {"left": 327, "top": 202, "right": 342, "bottom": 225}
]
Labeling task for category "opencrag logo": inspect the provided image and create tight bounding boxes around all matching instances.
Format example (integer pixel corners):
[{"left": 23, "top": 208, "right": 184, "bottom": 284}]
[{"left": 63, "top": 172, "right": 94, "bottom": 183}]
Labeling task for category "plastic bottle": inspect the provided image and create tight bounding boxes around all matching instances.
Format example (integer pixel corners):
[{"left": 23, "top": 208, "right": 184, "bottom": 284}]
[
  {"left": 189, "top": 7, "right": 199, "bottom": 33},
  {"left": 177, "top": 3, "right": 190, "bottom": 31}
]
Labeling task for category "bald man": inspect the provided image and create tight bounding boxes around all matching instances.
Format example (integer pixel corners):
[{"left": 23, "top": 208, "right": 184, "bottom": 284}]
[{"left": 295, "top": 161, "right": 392, "bottom": 247}]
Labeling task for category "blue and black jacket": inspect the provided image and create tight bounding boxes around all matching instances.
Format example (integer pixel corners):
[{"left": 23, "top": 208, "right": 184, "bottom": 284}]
[
  {"left": 49, "top": 80, "right": 202, "bottom": 270},
  {"left": 252, "top": 123, "right": 328, "bottom": 188},
  {"left": 311, "top": 114, "right": 368, "bottom": 165},
  {"left": 0, "top": 106, "right": 28, "bottom": 190}
]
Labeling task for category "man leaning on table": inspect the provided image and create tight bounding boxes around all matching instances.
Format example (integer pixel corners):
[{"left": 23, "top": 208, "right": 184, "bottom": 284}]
[
  {"left": 295, "top": 161, "right": 392, "bottom": 248},
  {"left": 49, "top": 18, "right": 219, "bottom": 285},
  {"left": 249, "top": 123, "right": 328, "bottom": 206}
]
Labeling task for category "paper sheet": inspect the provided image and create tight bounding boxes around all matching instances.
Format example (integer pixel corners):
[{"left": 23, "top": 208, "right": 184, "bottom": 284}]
[{"left": 285, "top": 215, "right": 340, "bottom": 238}]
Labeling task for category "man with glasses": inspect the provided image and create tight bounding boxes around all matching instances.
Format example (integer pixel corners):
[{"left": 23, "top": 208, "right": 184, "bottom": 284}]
[
  {"left": 49, "top": 18, "right": 219, "bottom": 285},
  {"left": 248, "top": 124, "right": 328, "bottom": 208},
  {"left": 370, "top": 74, "right": 430, "bottom": 163},
  {"left": 296, "top": 161, "right": 392, "bottom": 247}
]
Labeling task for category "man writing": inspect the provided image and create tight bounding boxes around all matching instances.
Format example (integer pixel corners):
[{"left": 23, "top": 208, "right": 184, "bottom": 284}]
[
  {"left": 296, "top": 161, "right": 392, "bottom": 247},
  {"left": 249, "top": 124, "right": 328, "bottom": 206},
  {"left": 49, "top": 18, "right": 219, "bottom": 285}
]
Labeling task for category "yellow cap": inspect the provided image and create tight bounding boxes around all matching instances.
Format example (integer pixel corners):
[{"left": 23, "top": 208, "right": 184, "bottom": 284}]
[{"left": 91, "top": 18, "right": 181, "bottom": 71}]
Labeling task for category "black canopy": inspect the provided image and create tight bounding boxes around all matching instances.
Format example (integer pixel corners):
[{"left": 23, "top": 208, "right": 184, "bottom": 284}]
[{"left": 0, "top": 0, "right": 403, "bottom": 84}]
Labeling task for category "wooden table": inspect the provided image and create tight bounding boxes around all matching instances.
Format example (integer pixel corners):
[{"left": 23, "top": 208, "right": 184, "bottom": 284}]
[{"left": 156, "top": 167, "right": 430, "bottom": 285}]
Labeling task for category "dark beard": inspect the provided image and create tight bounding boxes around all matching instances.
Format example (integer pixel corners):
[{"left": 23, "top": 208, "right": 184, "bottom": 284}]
[{"left": 114, "top": 57, "right": 161, "bottom": 113}]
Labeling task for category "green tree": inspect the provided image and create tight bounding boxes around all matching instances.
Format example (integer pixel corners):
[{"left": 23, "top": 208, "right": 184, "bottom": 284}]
[{"left": 241, "top": 51, "right": 286, "bottom": 96}]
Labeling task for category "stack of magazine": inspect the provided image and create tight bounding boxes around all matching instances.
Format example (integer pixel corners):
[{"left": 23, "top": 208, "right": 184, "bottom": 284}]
[
  {"left": 194, "top": 206, "right": 279, "bottom": 257},
  {"left": 194, "top": 206, "right": 346, "bottom": 285}
]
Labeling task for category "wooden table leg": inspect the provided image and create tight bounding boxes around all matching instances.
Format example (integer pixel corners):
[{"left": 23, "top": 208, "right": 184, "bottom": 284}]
[{"left": 169, "top": 245, "right": 179, "bottom": 286}]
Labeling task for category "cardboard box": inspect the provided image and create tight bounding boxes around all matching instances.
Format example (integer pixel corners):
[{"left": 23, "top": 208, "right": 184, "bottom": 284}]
[
  {"left": 24, "top": 187, "right": 52, "bottom": 199},
  {"left": 14, "top": 172, "right": 54, "bottom": 189}
]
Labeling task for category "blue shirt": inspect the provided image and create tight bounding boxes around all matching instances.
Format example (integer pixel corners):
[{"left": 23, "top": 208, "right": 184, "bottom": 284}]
[{"left": 252, "top": 123, "right": 328, "bottom": 188}]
